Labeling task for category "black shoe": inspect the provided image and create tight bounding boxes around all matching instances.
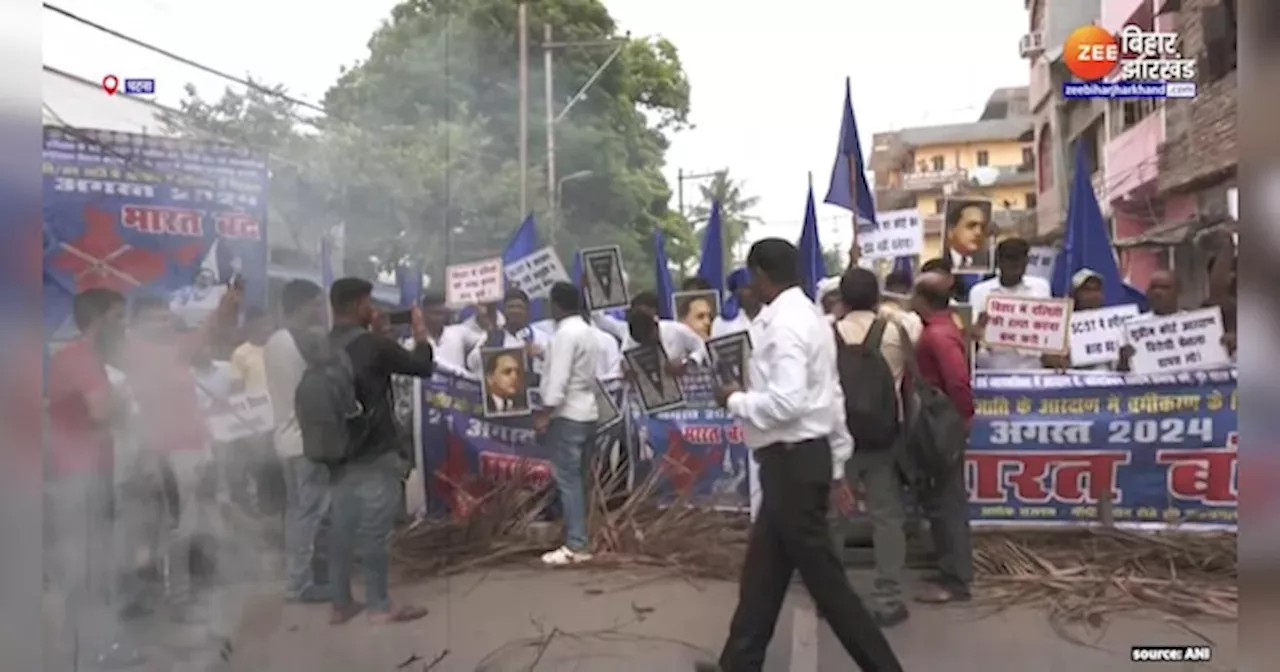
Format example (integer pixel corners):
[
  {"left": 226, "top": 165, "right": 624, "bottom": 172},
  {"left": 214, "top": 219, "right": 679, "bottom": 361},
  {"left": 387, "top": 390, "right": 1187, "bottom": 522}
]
[{"left": 874, "top": 601, "right": 910, "bottom": 627}]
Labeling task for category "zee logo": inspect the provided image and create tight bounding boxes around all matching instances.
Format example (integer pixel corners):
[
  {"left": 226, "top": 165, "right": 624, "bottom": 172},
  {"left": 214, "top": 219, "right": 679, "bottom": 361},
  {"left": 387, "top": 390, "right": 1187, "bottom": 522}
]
[{"left": 122, "top": 78, "right": 156, "bottom": 95}]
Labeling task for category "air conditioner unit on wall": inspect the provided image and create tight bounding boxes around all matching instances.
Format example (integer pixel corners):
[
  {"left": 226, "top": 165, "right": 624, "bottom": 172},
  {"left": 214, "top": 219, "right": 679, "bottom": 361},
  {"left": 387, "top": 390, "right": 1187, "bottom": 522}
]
[{"left": 1019, "top": 32, "right": 1045, "bottom": 59}]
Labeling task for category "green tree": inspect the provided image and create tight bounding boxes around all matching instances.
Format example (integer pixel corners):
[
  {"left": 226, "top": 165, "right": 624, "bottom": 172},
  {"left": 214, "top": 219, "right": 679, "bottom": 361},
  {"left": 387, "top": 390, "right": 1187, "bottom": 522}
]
[
  {"left": 822, "top": 246, "right": 844, "bottom": 276},
  {"left": 688, "top": 169, "right": 760, "bottom": 269},
  {"left": 167, "top": 0, "right": 694, "bottom": 288}
]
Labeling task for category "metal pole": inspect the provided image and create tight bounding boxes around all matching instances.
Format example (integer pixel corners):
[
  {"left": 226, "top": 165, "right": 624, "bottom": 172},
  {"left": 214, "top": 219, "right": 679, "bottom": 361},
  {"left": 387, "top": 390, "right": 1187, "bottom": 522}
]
[
  {"left": 544, "top": 23, "right": 556, "bottom": 223},
  {"left": 517, "top": 0, "right": 529, "bottom": 217},
  {"left": 846, "top": 153, "right": 860, "bottom": 269}
]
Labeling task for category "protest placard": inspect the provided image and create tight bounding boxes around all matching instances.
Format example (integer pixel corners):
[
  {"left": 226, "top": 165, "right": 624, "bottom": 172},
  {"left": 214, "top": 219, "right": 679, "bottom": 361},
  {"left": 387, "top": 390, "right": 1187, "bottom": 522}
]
[
  {"left": 981, "top": 295, "right": 1071, "bottom": 353},
  {"left": 1026, "top": 246, "right": 1057, "bottom": 281},
  {"left": 860, "top": 208, "right": 924, "bottom": 261},
  {"left": 624, "top": 344, "right": 684, "bottom": 414},
  {"left": 580, "top": 245, "right": 629, "bottom": 310},
  {"left": 706, "top": 330, "right": 751, "bottom": 388},
  {"left": 1069, "top": 304, "right": 1140, "bottom": 367},
  {"left": 503, "top": 246, "right": 569, "bottom": 299},
  {"left": 205, "top": 391, "right": 274, "bottom": 443},
  {"left": 1122, "top": 307, "right": 1231, "bottom": 375},
  {"left": 445, "top": 258, "right": 504, "bottom": 308}
]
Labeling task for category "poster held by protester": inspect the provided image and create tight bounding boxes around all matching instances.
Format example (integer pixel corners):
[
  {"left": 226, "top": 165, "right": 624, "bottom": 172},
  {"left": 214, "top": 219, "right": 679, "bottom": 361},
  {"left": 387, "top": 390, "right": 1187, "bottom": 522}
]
[
  {"left": 1026, "top": 246, "right": 1058, "bottom": 281},
  {"left": 860, "top": 208, "right": 924, "bottom": 261},
  {"left": 446, "top": 258, "right": 504, "bottom": 308},
  {"left": 580, "top": 245, "right": 629, "bottom": 310},
  {"left": 671, "top": 290, "right": 720, "bottom": 340},
  {"left": 41, "top": 128, "right": 269, "bottom": 336},
  {"left": 1122, "top": 307, "right": 1231, "bottom": 375},
  {"left": 705, "top": 331, "right": 751, "bottom": 389},
  {"left": 981, "top": 295, "right": 1071, "bottom": 353},
  {"left": 624, "top": 344, "right": 684, "bottom": 414},
  {"left": 204, "top": 391, "right": 274, "bottom": 442},
  {"left": 593, "top": 378, "right": 622, "bottom": 430},
  {"left": 504, "top": 246, "right": 569, "bottom": 299},
  {"left": 1070, "top": 304, "right": 1141, "bottom": 367},
  {"left": 478, "top": 347, "right": 531, "bottom": 418}
]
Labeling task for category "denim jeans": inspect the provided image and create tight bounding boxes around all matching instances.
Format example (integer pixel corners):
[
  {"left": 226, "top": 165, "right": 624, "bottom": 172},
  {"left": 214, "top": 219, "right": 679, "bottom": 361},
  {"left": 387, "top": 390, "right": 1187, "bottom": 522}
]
[
  {"left": 544, "top": 418, "right": 596, "bottom": 552},
  {"left": 281, "top": 455, "right": 330, "bottom": 600},
  {"left": 328, "top": 451, "right": 401, "bottom": 612}
]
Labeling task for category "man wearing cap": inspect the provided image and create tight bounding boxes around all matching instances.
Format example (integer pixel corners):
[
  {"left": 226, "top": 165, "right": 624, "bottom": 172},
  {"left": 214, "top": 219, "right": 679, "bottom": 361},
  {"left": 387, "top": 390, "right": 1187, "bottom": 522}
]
[{"left": 1043, "top": 268, "right": 1110, "bottom": 370}]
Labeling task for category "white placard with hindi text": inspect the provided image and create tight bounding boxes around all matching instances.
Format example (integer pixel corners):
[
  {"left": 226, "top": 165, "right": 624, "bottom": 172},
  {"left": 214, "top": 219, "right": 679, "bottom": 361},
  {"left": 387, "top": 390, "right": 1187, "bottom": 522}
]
[
  {"left": 205, "top": 391, "right": 274, "bottom": 443},
  {"left": 1026, "top": 246, "right": 1057, "bottom": 281},
  {"left": 445, "top": 258, "right": 504, "bottom": 308},
  {"left": 504, "top": 246, "right": 569, "bottom": 299},
  {"left": 860, "top": 208, "right": 924, "bottom": 261},
  {"left": 1122, "top": 307, "right": 1231, "bottom": 375},
  {"left": 1068, "top": 304, "right": 1141, "bottom": 367},
  {"left": 981, "top": 295, "right": 1071, "bottom": 353}
]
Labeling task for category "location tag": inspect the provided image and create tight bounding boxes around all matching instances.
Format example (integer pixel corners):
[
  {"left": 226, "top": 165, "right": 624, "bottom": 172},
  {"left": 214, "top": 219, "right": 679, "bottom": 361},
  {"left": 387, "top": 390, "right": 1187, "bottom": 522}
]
[{"left": 102, "top": 75, "right": 119, "bottom": 96}]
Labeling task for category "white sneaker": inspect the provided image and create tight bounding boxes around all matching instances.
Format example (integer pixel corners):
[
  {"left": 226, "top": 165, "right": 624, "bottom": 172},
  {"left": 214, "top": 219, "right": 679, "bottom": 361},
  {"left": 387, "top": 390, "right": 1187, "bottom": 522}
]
[{"left": 540, "top": 546, "right": 592, "bottom": 566}]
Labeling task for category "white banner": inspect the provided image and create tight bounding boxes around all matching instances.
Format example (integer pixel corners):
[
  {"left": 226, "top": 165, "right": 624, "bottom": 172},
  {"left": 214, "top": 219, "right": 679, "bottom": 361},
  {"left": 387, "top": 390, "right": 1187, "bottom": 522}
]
[
  {"left": 445, "top": 258, "right": 504, "bottom": 308},
  {"left": 859, "top": 208, "right": 923, "bottom": 261},
  {"left": 1123, "top": 307, "right": 1231, "bottom": 375},
  {"left": 1069, "top": 304, "right": 1140, "bottom": 367},
  {"left": 981, "top": 295, "right": 1071, "bottom": 353},
  {"left": 1026, "top": 246, "right": 1057, "bottom": 281},
  {"left": 504, "top": 246, "right": 569, "bottom": 299},
  {"left": 205, "top": 391, "right": 274, "bottom": 443}
]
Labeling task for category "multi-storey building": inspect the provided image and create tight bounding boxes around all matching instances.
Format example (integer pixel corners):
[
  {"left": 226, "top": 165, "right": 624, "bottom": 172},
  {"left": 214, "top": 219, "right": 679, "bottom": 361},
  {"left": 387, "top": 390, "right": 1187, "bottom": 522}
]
[{"left": 869, "top": 87, "right": 1036, "bottom": 263}]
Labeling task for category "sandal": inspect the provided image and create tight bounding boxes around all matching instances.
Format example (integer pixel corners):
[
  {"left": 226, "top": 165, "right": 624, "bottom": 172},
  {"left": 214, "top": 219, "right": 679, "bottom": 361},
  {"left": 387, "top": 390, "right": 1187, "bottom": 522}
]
[
  {"left": 329, "top": 602, "right": 364, "bottom": 625},
  {"left": 367, "top": 604, "right": 428, "bottom": 624}
]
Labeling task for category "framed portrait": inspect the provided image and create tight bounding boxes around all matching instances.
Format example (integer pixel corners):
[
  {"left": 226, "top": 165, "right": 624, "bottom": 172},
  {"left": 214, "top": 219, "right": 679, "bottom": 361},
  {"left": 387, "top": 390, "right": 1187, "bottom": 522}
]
[
  {"left": 705, "top": 330, "right": 751, "bottom": 389},
  {"left": 623, "top": 343, "right": 685, "bottom": 414},
  {"left": 942, "top": 198, "right": 995, "bottom": 274},
  {"left": 478, "top": 347, "right": 531, "bottom": 418},
  {"left": 671, "top": 289, "right": 721, "bottom": 341},
  {"left": 580, "top": 245, "right": 629, "bottom": 310},
  {"left": 592, "top": 378, "right": 622, "bottom": 431}
]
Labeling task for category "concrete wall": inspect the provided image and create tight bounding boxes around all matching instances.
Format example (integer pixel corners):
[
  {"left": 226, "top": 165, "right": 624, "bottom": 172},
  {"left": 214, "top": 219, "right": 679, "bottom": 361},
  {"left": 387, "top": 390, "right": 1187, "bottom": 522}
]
[{"left": 1105, "top": 112, "right": 1164, "bottom": 199}]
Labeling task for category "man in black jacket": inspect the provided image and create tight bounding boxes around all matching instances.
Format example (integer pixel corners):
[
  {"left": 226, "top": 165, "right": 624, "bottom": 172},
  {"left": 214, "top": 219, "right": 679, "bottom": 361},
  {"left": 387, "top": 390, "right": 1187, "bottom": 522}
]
[{"left": 326, "top": 278, "right": 435, "bottom": 625}]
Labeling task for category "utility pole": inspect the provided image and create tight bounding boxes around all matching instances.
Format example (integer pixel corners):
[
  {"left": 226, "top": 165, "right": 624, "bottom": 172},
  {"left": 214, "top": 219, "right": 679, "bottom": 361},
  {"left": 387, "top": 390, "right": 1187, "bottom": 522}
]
[
  {"left": 517, "top": 0, "right": 529, "bottom": 217},
  {"left": 676, "top": 168, "right": 724, "bottom": 220},
  {"left": 544, "top": 23, "right": 556, "bottom": 217}
]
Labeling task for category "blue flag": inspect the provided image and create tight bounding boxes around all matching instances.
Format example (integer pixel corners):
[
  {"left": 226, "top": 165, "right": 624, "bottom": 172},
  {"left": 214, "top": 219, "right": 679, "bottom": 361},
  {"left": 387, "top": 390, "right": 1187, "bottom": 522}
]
[
  {"left": 824, "top": 77, "right": 877, "bottom": 227},
  {"left": 722, "top": 267, "right": 750, "bottom": 319},
  {"left": 697, "top": 201, "right": 725, "bottom": 294},
  {"left": 1050, "top": 143, "right": 1147, "bottom": 309},
  {"left": 799, "top": 184, "right": 826, "bottom": 300},
  {"left": 396, "top": 262, "right": 423, "bottom": 308},
  {"left": 890, "top": 256, "right": 914, "bottom": 285},
  {"left": 653, "top": 228, "right": 676, "bottom": 320}
]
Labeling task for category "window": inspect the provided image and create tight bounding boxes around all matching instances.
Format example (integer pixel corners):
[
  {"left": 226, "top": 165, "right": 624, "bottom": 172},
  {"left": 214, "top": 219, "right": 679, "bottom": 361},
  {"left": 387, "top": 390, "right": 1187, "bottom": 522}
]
[
  {"left": 1025, "top": 192, "right": 1037, "bottom": 209},
  {"left": 1021, "top": 147, "right": 1035, "bottom": 169},
  {"left": 931, "top": 155, "right": 945, "bottom": 171},
  {"left": 933, "top": 198, "right": 945, "bottom": 214},
  {"left": 1112, "top": 97, "right": 1160, "bottom": 136},
  {"left": 976, "top": 150, "right": 990, "bottom": 167}
]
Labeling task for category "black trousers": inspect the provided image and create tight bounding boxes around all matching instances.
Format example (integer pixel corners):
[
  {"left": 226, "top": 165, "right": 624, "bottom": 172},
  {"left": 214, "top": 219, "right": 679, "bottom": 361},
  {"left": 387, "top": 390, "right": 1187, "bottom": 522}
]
[{"left": 718, "top": 439, "right": 903, "bottom": 672}]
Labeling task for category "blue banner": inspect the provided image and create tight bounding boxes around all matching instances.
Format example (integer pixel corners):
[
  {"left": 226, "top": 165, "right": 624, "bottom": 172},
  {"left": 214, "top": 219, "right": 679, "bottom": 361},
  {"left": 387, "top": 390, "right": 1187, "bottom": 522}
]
[
  {"left": 416, "top": 366, "right": 1237, "bottom": 530},
  {"left": 42, "top": 127, "right": 268, "bottom": 334},
  {"left": 970, "top": 368, "right": 1237, "bottom": 528}
]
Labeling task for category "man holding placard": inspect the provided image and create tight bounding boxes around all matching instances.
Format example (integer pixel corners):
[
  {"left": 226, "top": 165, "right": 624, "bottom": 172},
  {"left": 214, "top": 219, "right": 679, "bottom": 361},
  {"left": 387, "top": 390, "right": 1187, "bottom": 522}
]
[
  {"left": 1118, "top": 271, "right": 1234, "bottom": 375},
  {"left": 968, "top": 239, "right": 1054, "bottom": 370},
  {"left": 1047, "top": 269, "right": 1139, "bottom": 371},
  {"left": 464, "top": 289, "right": 550, "bottom": 382}
]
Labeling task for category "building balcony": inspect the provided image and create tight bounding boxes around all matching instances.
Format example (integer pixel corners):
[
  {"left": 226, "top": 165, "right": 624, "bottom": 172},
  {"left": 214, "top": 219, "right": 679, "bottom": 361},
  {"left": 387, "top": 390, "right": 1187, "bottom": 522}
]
[
  {"left": 901, "top": 168, "right": 967, "bottom": 191},
  {"left": 1104, "top": 112, "right": 1164, "bottom": 201}
]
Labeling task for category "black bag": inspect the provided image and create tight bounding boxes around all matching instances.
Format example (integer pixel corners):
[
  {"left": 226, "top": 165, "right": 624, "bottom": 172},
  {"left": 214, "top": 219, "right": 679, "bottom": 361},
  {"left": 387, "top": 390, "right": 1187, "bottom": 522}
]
[
  {"left": 894, "top": 321, "right": 968, "bottom": 482},
  {"left": 294, "top": 329, "right": 368, "bottom": 465},
  {"left": 833, "top": 318, "right": 900, "bottom": 452}
]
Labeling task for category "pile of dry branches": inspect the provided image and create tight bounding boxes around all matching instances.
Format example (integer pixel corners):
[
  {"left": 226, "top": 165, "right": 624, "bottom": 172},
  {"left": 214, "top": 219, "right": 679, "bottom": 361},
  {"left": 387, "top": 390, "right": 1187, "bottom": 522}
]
[
  {"left": 391, "top": 461, "right": 1237, "bottom": 626},
  {"left": 971, "top": 527, "right": 1237, "bottom": 628}
]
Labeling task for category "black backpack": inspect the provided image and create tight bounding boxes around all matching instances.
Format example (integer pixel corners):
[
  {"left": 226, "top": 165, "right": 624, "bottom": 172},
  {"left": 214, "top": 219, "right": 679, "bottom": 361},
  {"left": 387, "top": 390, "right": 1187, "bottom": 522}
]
[
  {"left": 833, "top": 318, "right": 900, "bottom": 452},
  {"left": 293, "top": 328, "right": 368, "bottom": 465},
  {"left": 894, "top": 321, "right": 969, "bottom": 484}
]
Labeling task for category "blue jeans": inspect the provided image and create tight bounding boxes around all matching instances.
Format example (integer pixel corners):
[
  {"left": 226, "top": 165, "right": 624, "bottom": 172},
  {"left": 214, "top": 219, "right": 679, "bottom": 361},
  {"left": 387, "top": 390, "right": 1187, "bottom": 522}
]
[
  {"left": 327, "top": 451, "right": 401, "bottom": 612},
  {"left": 545, "top": 418, "right": 596, "bottom": 552},
  {"left": 281, "top": 456, "right": 329, "bottom": 600}
]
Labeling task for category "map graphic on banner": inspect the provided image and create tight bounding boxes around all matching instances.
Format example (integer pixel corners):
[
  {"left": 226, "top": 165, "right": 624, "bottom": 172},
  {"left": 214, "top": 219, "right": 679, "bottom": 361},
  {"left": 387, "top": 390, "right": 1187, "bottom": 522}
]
[{"left": 41, "top": 128, "right": 268, "bottom": 335}]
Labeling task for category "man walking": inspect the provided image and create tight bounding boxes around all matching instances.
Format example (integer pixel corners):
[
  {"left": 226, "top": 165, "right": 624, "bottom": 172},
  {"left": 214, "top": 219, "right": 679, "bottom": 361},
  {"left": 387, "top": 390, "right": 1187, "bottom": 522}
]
[
  {"left": 263, "top": 280, "right": 331, "bottom": 603},
  {"left": 534, "top": 282, "right": 599, "bottom": 566},
  {"left": 326, "top": 278, "right": 435, "bottom": 624},
  {"left": 910, "top": 272, "right": 975, "bottom": 604},
  {"left": 705, "top": 239, "right": 902, "bottom": 672}
]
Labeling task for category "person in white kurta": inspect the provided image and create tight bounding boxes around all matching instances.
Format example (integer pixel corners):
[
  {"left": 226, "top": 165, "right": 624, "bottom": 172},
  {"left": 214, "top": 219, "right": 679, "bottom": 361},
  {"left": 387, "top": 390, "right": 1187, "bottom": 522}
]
[{"left": 463, "top": 290, "right": 550, "bottom": 378}]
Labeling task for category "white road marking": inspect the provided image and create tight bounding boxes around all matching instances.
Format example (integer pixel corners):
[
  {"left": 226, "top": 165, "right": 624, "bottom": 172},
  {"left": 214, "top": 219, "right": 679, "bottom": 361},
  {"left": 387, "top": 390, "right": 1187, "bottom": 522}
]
[{"left": 790, "top": 603, "right": 820, "bottom": 671}]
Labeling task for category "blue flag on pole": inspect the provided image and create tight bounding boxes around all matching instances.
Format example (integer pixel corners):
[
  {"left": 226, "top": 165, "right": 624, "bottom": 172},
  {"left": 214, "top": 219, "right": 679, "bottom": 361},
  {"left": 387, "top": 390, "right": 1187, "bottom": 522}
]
[
  {"left": 824, "top": 77, "right": 877, "bottom": 228},
  {"left": 456, "top": 213, "right": 541, "bottom": 322},
  {"left": 1050, "top": 143, "right": 1147, "bottom": 309},
  {"left": 799, "top": 184, "right": 826, "bottom": 300},
  {"left": 396, "top": 262, "right": 423, "bottom": 308},
  {"left": 653, "top": 229, "right": 676, "bottom": 320},
  {"left": 697, "top": 201, "right": 725, "bottom": 294}
]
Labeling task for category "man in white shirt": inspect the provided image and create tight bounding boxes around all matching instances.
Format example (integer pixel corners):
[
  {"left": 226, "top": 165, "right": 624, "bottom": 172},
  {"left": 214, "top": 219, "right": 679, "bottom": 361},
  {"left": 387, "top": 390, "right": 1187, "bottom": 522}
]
[
  {"left": 464, "top": 289, "right": 550, "bottom": 379},
  {"left": 591, "top": 291, "right": 706, "bottom": 367},
  {"left": 262, "top": 279, "right": 331, "bottom": 603},
  {"left": 968, "top": 238, "right": 1053, "bottom": 370},
  {"left": 710, "top": 268, "right": 761, "bottom": 338},
  {"left": 534, "top": 282, "right": 600, "bottom": 566},
  {"left": 705, "top": 239, "right": 902, "bottom": 672}
]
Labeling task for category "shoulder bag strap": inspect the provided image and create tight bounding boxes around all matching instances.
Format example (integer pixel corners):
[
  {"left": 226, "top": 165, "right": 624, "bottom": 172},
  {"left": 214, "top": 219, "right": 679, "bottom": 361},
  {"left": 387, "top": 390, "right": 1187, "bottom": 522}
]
[{"left": 864, "top": 317, "right": 888, "bottom": 350}]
